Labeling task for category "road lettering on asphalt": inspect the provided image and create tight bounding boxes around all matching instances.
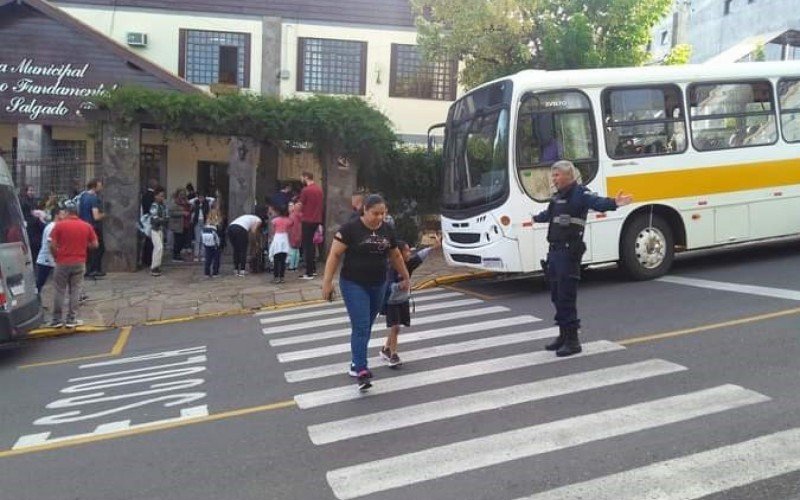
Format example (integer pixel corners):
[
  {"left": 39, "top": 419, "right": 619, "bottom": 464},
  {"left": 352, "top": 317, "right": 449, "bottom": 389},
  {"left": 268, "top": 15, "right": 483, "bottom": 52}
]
[{"left": 13, "top": 346, "right": 209, "bottom": 449}]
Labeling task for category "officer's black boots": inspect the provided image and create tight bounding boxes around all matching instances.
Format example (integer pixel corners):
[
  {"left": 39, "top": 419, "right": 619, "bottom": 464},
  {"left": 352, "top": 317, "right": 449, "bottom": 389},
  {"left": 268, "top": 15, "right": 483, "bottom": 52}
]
[
  {"left": 556, "top": 327, "right": 582, "bottom": 357},
  {"left": 545, "top": 326, "right": 566, "bottom": 351}
]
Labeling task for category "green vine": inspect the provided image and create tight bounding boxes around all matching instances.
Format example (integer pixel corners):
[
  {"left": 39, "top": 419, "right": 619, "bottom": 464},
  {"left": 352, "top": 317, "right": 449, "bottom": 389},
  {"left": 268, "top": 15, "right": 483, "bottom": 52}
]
[{"left": 93, "top": 87, "right": 397, "bottom": 162}]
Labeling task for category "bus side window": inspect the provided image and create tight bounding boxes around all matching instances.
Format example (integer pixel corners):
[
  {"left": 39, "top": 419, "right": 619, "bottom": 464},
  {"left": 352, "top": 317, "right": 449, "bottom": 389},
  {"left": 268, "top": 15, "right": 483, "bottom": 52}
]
[
  {"left": 778, "top": 78, "right": 800, "bottom": 143},
  {"left": 602, "top": 84, "right": 687, "bottom": 160},
  {"left": 689, "top": 80, "right": 777, "bottom": 151}
]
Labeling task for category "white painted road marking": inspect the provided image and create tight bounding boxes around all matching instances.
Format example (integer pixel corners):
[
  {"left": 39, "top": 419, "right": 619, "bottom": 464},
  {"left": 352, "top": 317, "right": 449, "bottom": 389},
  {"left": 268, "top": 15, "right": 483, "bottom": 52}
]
[
  {"left": 254, "top": 287, "right": 443, "bottom": 317},
  {"left": 521, "top": 427, "right": 800, "bottom": 500},
  {"left": 276, "top": 313, "right": 533, "bottom": 362},
  {"left": 294, "top": 341, "right": 624, "bottom": 409},
  {"left": 308, "top": 359, "right": 687, "bottom": 445},
  {"left": 269, "top": 304, "right": 516, "bottom": 347},
  {"left": 658, "top": 275, "right": 800, "bottom": 301},
  {"left": 258, "top": 291, "right": 463, "bottom": 325},
  {"left": 266, "top": 304, "right": 511, "bottom": 340},
  {"left": 263, "top": 298, "right": 484, "bottom": 334},
  {"left": 13, "top": 405, "right": 209, "bottom": 449},
  {"left": 325, "top": 385, "right": 770, "bottom": 499},
  {"left": 285, "top": 326, "right": 555, "bottom": 383}
]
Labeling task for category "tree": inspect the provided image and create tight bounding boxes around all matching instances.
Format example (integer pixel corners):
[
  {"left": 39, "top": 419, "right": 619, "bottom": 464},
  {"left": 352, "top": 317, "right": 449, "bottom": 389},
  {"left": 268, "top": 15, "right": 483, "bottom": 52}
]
[
  {"left": 413, "top": 0, "right": 673, "bottom": 89},
  {"left": 663, "top": 44, "right": 693, "bottom": 65}
]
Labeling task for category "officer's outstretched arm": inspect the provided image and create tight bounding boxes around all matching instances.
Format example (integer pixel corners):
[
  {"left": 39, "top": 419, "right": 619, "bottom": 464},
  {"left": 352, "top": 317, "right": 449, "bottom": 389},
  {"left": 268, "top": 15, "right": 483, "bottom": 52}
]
[{"left": 582, "top": 191, "right": 618, "bottom": 212}]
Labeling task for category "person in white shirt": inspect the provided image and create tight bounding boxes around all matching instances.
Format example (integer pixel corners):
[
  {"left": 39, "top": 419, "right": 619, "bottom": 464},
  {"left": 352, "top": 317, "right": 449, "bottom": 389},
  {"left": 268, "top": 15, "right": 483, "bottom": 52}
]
[
  {"left": 226, "top": 214, "right": 262, "bottom": 277},
  {"left": 36, "top": 207, "right": 65, "bottom": 295}
]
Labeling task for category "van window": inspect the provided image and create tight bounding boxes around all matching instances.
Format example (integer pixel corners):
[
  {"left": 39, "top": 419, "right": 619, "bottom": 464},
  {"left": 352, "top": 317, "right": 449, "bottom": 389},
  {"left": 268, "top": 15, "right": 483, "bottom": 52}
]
[{"left": 0, "top": 184, "right": 25, "bottom": 245}]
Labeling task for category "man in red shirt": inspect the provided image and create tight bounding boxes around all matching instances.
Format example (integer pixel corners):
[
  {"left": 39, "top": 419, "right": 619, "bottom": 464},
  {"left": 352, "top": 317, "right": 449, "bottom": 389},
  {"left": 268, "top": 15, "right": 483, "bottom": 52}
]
[
  {"left": 48, "top": 200, "right": 98, "bottom": 328},
  {"left": 298, "top": 171, "right": 324, "bottom": 279}
]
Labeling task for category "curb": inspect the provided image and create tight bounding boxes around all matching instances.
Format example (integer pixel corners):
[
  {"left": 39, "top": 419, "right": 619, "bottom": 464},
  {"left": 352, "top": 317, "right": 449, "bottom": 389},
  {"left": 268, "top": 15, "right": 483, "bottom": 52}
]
[
  {"left": 413, "top": 271, "right": 496, "bottom": 290},
  {"left": 27, "top": 270, "right": 496, "bottom": 336},
  {"left": 27, "top": 325, "right": 113, "bottom": 340}
]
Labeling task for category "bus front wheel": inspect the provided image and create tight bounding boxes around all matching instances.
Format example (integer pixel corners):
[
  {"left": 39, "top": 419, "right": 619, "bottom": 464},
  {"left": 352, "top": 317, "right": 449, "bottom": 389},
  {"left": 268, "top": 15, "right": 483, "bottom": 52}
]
[{"left": 620, "top": 213, "right": 674, "bottom": 280}]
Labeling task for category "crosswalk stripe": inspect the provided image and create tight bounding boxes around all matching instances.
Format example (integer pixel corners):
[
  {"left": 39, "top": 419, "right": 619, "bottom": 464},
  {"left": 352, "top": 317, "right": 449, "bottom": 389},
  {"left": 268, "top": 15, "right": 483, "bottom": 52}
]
[
  {"left": 254, "top": 287, "right": 443, "bottom": 317},
  {"left": 270, "top": 305, "right": 515, "bottom": 347},
  {"left": 263, "top": 299, "right": 484, "bottom": 334},
  {"left": 325, "top": 384, "right": 770, "bottom": 500},
  {"left": 276, "top": 313, "right": 533, "bottom": 362},
  {"left": 285, "top": 326, "right": 557, "bottom": 383},
  {"left": 294, "top": 340, "right": 624, "bottom": 409},
  {"left": 308, "top": 359, "right": 687, "bottom": 444},
  {"left": 258, "top": 292, "right": 464, "bottom": 325},
  {"left": 520, "top": 427, "right": 800, "bottom": 500},
  {"left": 658, "top": 275, "right": 800, "bottom": 301}
]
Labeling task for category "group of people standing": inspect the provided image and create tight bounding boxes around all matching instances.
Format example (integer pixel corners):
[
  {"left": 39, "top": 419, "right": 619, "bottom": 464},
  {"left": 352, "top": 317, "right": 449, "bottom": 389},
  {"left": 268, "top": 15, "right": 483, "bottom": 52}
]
[
  {"left": 138, "top": 170, "right": 325, "bottom": 283},
  {"left": 140, "top": 180, "right": 224, "bottom": 278},
  {"left": 19, "top": 179, "right": 105, "bottom": 288},
  {"left": 18, "top": 182, "right": 102, "bottom": 328}
]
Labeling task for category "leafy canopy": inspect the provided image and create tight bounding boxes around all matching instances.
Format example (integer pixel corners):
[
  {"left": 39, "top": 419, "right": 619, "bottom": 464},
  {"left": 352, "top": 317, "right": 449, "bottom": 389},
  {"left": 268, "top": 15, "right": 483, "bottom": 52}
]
[
  {"left": 413, "top": 0, "right": 672, "bottom": 88},
  {"left": 94, "top": 87, "right": 397, "bottom": 162}
]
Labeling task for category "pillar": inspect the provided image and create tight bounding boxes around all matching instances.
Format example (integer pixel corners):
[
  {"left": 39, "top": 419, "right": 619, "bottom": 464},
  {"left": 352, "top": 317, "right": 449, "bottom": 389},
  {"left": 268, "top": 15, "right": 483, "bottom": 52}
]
[
  {"left": 261, "top": 16, "right": 282, "bottom": 96},
  {"left": 101, "top": 122, "right": 141, "bottom": 272},
  {"left": 228, "top": 136, "right": 259, "bottom": 220},
  {"left": 320, "top": 149, "right": 357, "bottom": 250}
]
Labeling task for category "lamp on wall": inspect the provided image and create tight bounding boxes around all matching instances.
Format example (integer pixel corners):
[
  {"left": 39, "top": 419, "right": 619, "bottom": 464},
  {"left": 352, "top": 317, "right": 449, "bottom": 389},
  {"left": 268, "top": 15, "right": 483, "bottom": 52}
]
[
  {"left": 374, "top": 64, "right": 383, "bottom": 85},
  {"left": 237, "top": 141, "right": 248, "bottom": 161}
]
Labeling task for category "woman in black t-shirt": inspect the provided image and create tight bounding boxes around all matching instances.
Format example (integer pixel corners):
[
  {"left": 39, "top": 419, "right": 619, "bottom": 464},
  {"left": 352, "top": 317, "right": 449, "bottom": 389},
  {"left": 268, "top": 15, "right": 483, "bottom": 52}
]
[{"left": 322, "top": 194, "right": 410, "bottom": 391}]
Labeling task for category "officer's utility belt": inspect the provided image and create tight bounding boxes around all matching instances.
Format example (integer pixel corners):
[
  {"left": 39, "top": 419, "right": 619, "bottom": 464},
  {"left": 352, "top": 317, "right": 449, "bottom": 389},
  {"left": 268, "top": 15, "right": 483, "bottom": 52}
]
[
  {"left": 549, "top": 241, "right": 581, "bottom": 250},
  {"left": 552, "top": 215, "right": 586, "bottom": 227}
]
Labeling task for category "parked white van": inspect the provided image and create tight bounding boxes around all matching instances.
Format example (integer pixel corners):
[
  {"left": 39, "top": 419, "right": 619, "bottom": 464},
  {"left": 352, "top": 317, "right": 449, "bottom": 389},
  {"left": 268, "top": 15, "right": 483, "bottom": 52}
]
[{"left": 0, "top": 156, "right": 43, "bottom": 342}]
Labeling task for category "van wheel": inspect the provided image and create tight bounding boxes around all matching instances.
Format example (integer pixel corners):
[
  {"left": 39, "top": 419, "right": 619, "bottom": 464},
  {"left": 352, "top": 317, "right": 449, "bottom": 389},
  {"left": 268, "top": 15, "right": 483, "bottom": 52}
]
[{"left": 620, "top": 213, "right": 674, "bottom": 280}]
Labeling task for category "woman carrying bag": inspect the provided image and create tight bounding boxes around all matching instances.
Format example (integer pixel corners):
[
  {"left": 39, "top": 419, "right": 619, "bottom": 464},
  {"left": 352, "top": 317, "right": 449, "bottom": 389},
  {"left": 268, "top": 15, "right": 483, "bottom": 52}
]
[{"left": 321, "top": 194, "right": 410, "bottom": 392}]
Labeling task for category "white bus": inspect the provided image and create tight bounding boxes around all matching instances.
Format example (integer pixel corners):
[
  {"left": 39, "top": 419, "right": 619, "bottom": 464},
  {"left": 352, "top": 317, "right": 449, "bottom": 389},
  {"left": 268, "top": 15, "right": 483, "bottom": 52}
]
[{"left": 435, "top": 61, "right": 800, "bottom": 279}]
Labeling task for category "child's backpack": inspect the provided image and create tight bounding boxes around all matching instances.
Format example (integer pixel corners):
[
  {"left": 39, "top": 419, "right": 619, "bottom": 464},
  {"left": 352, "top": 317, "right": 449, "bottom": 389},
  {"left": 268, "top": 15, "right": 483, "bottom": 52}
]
[{"left": 138, "top": 212, "right": 152, "bottom": 237}]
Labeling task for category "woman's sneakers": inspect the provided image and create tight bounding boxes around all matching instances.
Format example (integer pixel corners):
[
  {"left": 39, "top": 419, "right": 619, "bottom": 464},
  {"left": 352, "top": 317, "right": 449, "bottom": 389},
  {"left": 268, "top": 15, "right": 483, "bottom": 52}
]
[
  {"left": 380, "top": 347, "right": 403, "bottom": 367},
  {"left": 348, "top": 365, "right": 373, "bottom": 391}
]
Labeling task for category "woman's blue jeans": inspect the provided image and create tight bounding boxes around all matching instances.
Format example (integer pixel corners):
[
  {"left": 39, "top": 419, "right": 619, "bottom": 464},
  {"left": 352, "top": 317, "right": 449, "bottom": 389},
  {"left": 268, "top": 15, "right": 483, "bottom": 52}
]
[{"left": 339, "top": 277, "right": 387, "bottom": 372}]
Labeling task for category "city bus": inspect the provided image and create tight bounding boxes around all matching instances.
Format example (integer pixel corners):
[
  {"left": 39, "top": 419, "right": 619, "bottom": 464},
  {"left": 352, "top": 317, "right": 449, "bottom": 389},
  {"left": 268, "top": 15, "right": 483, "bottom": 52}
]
[{"left": 435, "top": 61, "right": 800, "bottom": 279}]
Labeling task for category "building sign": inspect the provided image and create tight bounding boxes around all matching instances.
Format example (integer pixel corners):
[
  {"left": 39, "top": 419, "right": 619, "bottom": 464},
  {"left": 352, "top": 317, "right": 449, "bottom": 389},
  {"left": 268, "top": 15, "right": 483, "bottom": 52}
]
[{"left": 0, "top": 57, "right": 117, "bottom": 123}]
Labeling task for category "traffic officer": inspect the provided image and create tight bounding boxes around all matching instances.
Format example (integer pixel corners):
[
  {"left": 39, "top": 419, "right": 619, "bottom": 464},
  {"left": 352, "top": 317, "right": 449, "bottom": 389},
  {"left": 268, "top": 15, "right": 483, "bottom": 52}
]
[{"left": 533, "top": 160, "right": 633, "bottom": 357}]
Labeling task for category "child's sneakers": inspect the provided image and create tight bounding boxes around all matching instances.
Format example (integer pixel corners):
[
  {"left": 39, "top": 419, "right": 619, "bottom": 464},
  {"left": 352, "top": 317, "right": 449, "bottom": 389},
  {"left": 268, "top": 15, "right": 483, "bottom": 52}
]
[{"left": 380, "top": 347, "right": 402, "bottom": 367}]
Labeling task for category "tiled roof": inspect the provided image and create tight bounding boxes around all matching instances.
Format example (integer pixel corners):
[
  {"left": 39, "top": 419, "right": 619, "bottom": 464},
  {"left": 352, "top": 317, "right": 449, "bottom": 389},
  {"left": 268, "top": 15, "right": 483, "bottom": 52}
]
[{"left": 53, "top": 0, "right": 417, "bottom": 27}]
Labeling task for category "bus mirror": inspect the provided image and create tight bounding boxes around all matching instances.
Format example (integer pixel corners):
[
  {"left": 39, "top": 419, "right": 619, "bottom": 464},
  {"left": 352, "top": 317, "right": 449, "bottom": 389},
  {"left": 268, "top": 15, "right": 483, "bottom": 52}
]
[{"left": 427, "top": 122, "right": 445, "bottom": 157}]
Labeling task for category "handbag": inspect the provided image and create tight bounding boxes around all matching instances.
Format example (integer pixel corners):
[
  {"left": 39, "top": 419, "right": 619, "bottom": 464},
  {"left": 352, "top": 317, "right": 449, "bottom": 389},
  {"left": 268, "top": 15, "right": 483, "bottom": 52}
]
[
  {"left": 386, "top": 282, "right": 410, "bottom": 305},
  {"left": 312, "top": 225, "right": 324, "bottom": 245}
]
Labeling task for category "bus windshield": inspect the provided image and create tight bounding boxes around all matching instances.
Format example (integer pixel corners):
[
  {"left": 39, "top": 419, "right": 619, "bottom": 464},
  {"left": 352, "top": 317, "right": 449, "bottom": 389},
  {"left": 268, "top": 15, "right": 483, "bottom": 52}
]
[{"left": 442, "top": 81, "right": 512, "bottom": 212}]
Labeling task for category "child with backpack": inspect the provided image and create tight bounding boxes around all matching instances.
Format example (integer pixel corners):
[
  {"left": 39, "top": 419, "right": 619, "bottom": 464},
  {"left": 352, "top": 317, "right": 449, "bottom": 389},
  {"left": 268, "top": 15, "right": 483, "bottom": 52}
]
[
  {"left": 202, "top": 209, "right": 222, "bottom": 278},
  {"left": 380, "top": 234, "right": 442, "bottom": 367}
]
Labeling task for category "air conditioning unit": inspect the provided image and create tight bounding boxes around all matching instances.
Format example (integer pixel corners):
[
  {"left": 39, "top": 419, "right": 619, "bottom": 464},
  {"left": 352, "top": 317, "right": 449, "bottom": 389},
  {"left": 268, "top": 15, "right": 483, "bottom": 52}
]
[{"left": 126, "top": 32, "right": 148, "bottom": 47}]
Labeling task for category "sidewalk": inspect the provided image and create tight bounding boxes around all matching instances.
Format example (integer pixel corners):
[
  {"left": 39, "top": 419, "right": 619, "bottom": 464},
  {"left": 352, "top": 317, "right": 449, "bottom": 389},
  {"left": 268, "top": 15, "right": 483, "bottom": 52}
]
[{"left": 37, "top": 249, "right": 491, "bottom": 328}]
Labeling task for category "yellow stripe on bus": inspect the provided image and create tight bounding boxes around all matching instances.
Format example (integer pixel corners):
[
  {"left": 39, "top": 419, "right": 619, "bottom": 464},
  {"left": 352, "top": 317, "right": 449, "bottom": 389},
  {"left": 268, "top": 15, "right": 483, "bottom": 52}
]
[{"left": 606, "top": 159, "right": 800, "bottom": 203}]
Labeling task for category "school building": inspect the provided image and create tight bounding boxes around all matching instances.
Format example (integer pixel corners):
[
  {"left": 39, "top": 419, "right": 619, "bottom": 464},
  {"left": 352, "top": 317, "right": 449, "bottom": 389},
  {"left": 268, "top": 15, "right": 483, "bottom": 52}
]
[{"left": 0, "top": 0, "right": 460, "bottom": 270}]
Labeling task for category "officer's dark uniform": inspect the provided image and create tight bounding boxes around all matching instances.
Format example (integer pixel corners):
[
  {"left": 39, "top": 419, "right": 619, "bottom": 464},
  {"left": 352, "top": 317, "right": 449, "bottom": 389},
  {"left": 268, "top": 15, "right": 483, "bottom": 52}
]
[{"left": 533, "top": 181, "right": 618, "bottom": 356}]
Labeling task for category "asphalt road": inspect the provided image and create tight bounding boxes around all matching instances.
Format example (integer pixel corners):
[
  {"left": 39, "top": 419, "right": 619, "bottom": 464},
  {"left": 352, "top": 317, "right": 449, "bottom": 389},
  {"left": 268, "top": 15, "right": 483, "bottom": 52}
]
[{"left": 1, "top": 238, "right": 799, "bottom": 500}]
